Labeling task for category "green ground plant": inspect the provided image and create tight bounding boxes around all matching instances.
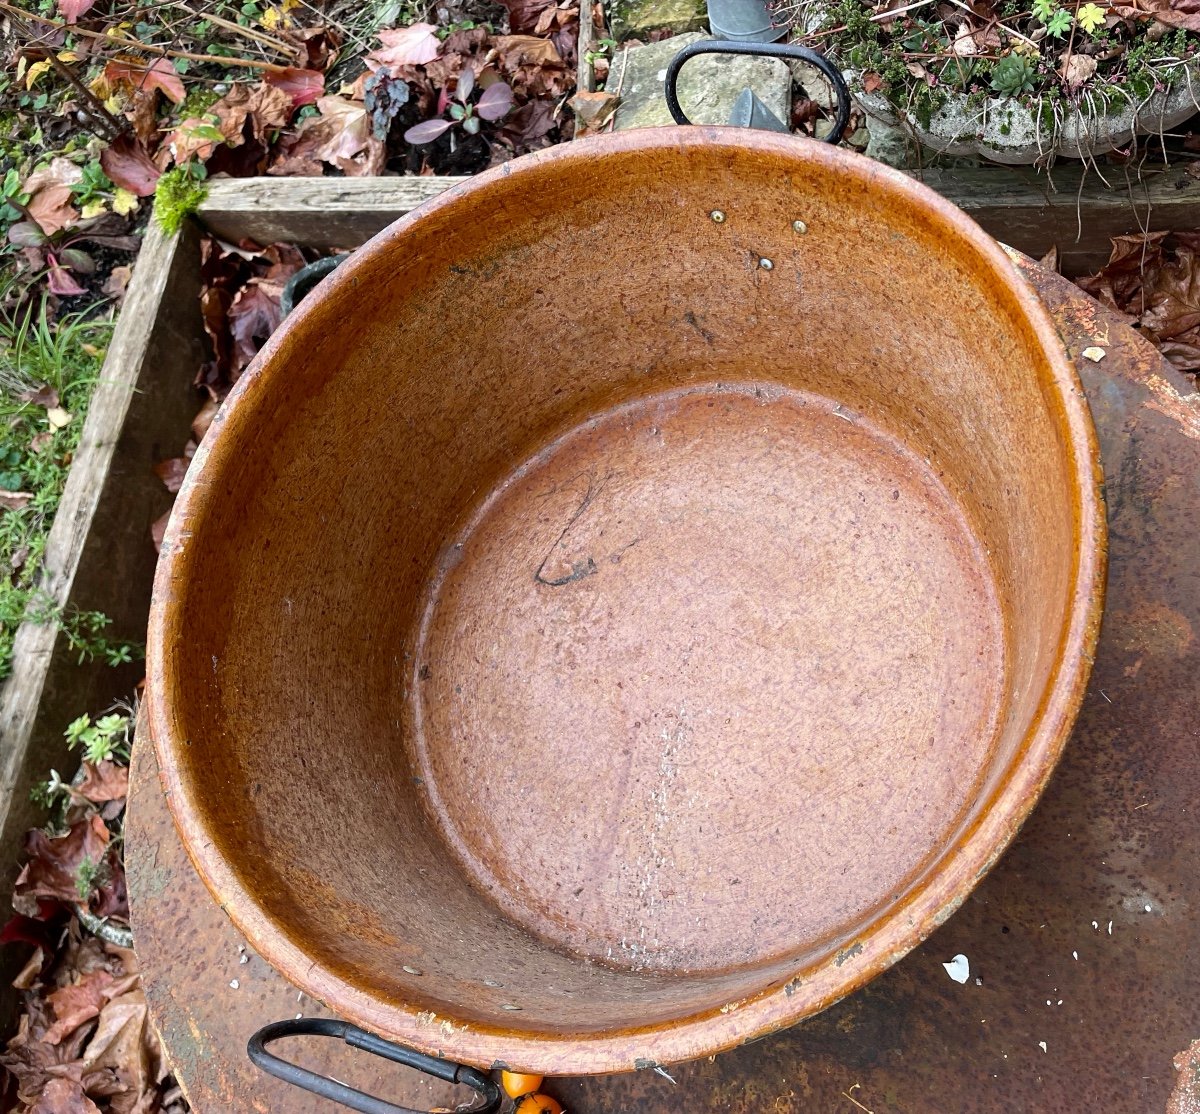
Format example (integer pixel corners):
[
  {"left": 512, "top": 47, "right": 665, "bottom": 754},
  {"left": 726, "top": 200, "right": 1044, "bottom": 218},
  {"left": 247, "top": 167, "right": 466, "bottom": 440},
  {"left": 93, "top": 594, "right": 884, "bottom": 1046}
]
[{"left": 0, "top": 296, "right": 140, "bottom": 680}]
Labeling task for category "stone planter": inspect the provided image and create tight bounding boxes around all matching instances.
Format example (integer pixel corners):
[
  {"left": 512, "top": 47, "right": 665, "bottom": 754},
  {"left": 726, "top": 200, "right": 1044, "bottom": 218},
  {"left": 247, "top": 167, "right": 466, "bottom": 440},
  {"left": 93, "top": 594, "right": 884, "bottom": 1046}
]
[{"left": 853, "top": 63, "right": 1200, "bottom": 164}]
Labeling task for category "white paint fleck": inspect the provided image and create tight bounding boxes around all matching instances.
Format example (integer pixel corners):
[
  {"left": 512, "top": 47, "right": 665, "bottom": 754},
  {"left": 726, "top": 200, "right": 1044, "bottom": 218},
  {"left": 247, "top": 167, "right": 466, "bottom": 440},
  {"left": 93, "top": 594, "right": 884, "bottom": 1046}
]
[
  {"left": 1145, "top": 903, "right": 1153, "bottom": 912},
  {"left": 1082, "top": 346, "right": 1107, "bottom": 362},
  {"left": 943, "top": 954, "right": 970, "bottom": 983},
  {"left": 239, "top": 954, "right": 248, "bottom": 964},
  {"left": 296, "top": 1013, "right": 303, "bottom": 1019},
  {"left": 229, "top": 979, "right": 239, "bottom": 990},
  {"left": 1092, "top": 920, "right": 1099, "bottom": 930},
  {"left": 1108, "top": 921, "right": 1113, "bottom": 935},
  {"left": 1039, "top": 1041, "right": 1048, "bottom": 1053},
  {"left": 1072, "top": 951, "right": 1078, "bottom": 960}
]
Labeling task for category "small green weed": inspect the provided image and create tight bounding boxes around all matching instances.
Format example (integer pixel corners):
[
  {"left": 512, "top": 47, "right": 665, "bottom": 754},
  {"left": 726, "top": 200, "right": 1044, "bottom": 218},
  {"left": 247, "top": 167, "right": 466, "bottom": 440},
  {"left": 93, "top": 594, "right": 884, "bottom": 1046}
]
[
  {"left": 65, "top": 709, "right": 133, "bottom": 765},
  {"left": 0, "top": 298, "right": 141, "bottom": 679}
]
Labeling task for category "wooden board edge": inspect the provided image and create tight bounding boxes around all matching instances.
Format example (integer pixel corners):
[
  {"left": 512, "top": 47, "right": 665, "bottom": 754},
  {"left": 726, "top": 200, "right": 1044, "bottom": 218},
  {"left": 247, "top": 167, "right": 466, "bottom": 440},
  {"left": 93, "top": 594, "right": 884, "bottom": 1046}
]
[
  {"left": 196, "top": 163, "right": 1200, "bottom": 271},
  {"left": 196, "top": 176, "right": 466, "bottom": 249},
  {"left": 0, "top": 221, "right": 191, "bottom": 891}
]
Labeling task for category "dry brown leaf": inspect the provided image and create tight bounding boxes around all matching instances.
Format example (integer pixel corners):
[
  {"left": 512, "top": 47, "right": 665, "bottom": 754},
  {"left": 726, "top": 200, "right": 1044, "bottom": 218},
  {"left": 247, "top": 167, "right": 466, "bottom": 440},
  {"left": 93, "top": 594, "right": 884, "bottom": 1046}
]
[
  {"left": 1060, "top": 53, "right": 1098, "bottom": 90},
  {"left": 29, "top": 1078, "right": 101, "bottom": 1114},
  {"left": 496, "top": 0, "right": 559, "bottom": 34},
  {"left": 161, "top": 115, "right": 223, "bottom": 166},
  {"left": 75, "top": 761, "right": 130, "bottom": 805},
  {"left": 152, "top": 457, "right": 190, "bottom": 493},
  {"left": 102, "top": 265, "right": 133, "bottom": 304},
  {"left": 20, "top": 384, "right": 59, "bottom": 408},
  {"left": 150, "top": 510, "right": 171, "bottom": 553},
  {"left": 269, "top": 95, "right": 385, "bottom": 176},
  {"left": 44, "top": 970, "right": 115, "bottom": 1046},
  {"left": 23, "top": 158, "right": 84, "bottom": 235},
  {"left": 15, "top": 815, "right": 110, "bottom": 905},
  {"left": 0, "top": 490, "right": 35, "bottom": 511},
  {"left": 192, "top": 397, "right": 221, "bottom": 443},
  {"left": 213, "top": 82, "right": 295, "bottom": 146},
  {"left": 495, "top": 34, "right": 563, "bottom": 66},
  {"left": 82, "top": 988, "right": 166, "bottom": 1095},
  {"left": 1112, "top": 0, "right": 1200, "bottom": 28},
  {"left": 12, "top": 948, "right": 45, "bottom": 991},
  {"left": 370, "top": 23, "right": 443, "bottom": 70},
  {"left": 569, "top": 89, "right": 619, "bottom": 131}
]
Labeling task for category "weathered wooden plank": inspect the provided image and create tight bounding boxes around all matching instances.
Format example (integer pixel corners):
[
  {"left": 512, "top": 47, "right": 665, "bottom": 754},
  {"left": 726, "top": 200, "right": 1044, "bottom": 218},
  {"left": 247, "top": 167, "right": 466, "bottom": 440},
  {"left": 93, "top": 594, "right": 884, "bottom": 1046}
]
[
  {"left": 0, "top": 220, "right": 204, "bottom": 1030},
  {"left": 198, "top": 176, "right": 467, "bottom": 248},
  {"left": 578, "top": 3, "right": 597, "bottom": 95},
  {"left": 199, "top": 162, "right": 1200, "bottom": 271},
  {"left": 911, "top": 163, "right": 1198, "bottom": 273}
]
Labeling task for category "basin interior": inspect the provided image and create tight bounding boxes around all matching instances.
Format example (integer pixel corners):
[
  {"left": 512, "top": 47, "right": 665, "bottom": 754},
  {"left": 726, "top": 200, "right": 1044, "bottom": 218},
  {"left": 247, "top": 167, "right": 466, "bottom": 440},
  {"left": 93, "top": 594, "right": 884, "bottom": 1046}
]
[
  {"left": 153, "top": 132, "right": 1086, "bottom": 1051},
  {"left": 411, "top": 382, "right": 1003, "bottom": 975}
]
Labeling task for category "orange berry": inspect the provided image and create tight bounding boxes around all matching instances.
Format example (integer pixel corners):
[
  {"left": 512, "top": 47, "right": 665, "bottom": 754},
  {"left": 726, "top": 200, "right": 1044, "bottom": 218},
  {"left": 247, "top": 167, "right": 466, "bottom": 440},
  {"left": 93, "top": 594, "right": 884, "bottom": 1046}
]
[
  {"left": 501, "top": 1071, "right": 545, "bottom": 1099},
  {"left": 513, "top": 1093, "right": 563, "bottom": 1114}
]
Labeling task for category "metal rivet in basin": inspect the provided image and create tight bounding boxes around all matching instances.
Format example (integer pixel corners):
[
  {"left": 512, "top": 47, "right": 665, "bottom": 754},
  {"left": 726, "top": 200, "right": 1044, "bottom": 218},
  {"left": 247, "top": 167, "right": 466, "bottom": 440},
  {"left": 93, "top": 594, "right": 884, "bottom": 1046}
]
[
  {"left": 710, "top": 210, "right": 726, "bottom": 223},
  {"left": 793, "top": 220, "right": 808, "bottom": 234},
  {"left": 759, "top": 258, "right": 774, "bottom": 270}
]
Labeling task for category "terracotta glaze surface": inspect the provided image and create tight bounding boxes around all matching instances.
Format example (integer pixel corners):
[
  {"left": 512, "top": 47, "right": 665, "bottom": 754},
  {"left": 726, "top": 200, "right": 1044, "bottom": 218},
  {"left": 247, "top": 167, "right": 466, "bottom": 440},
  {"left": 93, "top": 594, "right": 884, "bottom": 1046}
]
[{"left": 147, "top": 129, "right": 1105, "bottom": 1074}]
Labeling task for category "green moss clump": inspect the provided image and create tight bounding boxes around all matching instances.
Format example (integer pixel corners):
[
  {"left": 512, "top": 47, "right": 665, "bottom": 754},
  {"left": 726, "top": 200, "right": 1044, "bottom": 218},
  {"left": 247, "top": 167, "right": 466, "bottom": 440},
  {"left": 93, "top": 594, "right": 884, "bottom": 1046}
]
[{"left": 153, "top": 167, "right": 208, "bottom": 235}]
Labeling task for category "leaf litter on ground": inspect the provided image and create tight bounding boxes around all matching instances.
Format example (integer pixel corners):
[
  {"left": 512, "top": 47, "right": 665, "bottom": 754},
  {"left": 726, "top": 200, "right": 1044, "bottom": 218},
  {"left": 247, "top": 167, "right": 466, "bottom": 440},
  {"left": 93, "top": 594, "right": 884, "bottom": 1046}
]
[
  {"left": 1075, "top": 230, "right": 1200, "bottom": 376},
  {"left": 2, "top": 701, "right": 186, "bottom": 1113}
]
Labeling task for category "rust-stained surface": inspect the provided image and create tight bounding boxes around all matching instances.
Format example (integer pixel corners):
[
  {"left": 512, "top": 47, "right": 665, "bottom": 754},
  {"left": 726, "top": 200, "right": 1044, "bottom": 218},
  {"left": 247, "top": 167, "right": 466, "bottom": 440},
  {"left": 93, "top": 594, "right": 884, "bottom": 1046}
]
[
  {"left": 143, "top": 129, "right": 1104, "bottom": 1075},
  {"left": 131, "top": 260, "right": 1198, "bottom": 1111}
]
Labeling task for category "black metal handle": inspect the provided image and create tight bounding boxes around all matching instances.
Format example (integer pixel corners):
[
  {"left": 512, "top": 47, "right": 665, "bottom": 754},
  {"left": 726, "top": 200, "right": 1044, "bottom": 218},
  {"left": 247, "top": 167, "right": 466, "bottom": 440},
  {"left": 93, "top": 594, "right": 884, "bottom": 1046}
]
[
  {"left": 280, "top": 254, "right": 344, "bottom": 318},
  {"left": 665, "top": 41, "right": 851, "bottom": 144},
  {"left": 247, "top": 1017, "right": 503, "bottom": 1114}
]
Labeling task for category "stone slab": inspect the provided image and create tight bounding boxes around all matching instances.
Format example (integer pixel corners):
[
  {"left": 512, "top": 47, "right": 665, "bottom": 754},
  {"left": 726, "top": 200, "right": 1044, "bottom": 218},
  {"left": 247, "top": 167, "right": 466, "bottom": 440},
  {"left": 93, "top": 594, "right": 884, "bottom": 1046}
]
[
  {"left": 607, "top": 32, "right": 791, "bottom": 130},
  {"left": 609, "top": 0, "right": 708, "bottom": 41}
]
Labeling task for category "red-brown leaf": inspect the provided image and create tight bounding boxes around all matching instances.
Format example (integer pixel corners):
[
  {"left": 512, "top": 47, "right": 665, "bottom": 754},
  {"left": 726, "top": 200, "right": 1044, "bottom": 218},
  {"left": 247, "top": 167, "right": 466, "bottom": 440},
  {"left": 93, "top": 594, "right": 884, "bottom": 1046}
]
[
  {"left": 191, "top": 397, "right": 221, "bottom": 443},
  {"left": 496, "top": 0, "right": 559, "bottom": 34},
  {"left": 75, "top": 761, "right": 129, "bottom": 805},
  {"left": 47, "top": 264, "right": 87, "bottom": 297},
  {"left": 263, "top": 66, "right": 325, "bottom": 108},
  {"left": 150, "top": 510, "right": 171, "bottom": 553},
  {"left": 57, "top": 0, "right": 97, "bottom": 23},
  {"left": 15, "top": 816, "right": 110, "bottom": 905},
  {"left": 90, "top": 853, "right": 128, "bottom": 921},
  {"left": 152, "top": 457, "right": 190, "bottom": 493},
  {"left": 99, "top": 135, "right": 161, "bottom": 197},
  {"left": 44, "top": 970, "right": 114, "bottom": 1046},
  {"left": 227, "top": 284, "right": 283, "bottom": 376},
  {"left": 103, "top": 58, "right": 185, "bottom": 104}
]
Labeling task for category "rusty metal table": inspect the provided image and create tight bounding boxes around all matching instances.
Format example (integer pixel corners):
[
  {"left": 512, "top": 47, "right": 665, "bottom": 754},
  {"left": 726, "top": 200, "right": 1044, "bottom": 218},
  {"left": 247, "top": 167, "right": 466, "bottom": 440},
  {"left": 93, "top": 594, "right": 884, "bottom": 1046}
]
[{"left": 127, "top": 257, "right": 1200, "bottom": 1114}]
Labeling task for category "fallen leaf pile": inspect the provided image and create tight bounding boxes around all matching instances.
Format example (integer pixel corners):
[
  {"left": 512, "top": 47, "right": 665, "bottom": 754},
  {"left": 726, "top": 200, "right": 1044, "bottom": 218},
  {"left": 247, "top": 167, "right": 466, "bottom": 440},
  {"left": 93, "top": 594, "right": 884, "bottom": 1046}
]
[
  {"left": 149, "top": 236, "right": 318, "bottom": 550},
  {"left": 1, "top": 747, "right": 183, "bottom": 1112},
  {"left": 1075, "top": 230, "right": 1200, "bottom": 376}
]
